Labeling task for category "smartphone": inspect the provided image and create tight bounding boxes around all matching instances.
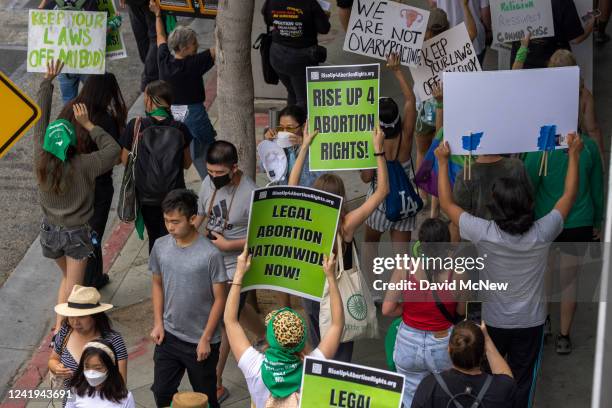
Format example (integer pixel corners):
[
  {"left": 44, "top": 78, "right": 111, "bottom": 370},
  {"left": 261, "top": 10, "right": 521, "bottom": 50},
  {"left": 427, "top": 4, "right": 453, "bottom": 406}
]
[
  {"left": 465, "top": 301, "right": 482, "bottom": 324},
  {"left": 206, "top": 231, "right": 218, "bottom": 241}
]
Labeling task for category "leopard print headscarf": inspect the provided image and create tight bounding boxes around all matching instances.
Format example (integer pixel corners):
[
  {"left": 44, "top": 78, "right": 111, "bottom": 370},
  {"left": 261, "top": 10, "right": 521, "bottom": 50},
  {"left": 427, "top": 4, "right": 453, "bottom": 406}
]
[{"left": 265, "top": 308, "right": 306, "bottom": 348}]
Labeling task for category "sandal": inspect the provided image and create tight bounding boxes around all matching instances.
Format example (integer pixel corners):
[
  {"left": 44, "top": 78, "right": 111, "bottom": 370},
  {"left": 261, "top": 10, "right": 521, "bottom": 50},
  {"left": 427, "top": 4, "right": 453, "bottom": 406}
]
[{"left": 555, "top": 334, "right": 572, "bottom": 355}]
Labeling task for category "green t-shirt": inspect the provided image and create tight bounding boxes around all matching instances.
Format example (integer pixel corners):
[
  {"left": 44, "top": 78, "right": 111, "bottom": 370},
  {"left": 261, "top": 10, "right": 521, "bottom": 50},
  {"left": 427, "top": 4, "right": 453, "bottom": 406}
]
[{"left": 523, "top": 135, "right": 604, "bottom": 229}]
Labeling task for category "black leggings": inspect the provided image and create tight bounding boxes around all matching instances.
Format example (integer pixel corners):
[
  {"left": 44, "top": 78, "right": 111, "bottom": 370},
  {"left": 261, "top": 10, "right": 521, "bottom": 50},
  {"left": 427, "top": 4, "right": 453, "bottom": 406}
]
[
  {"left": 83, "top": 176, "right": 113, "bottom": 286},
  {"left": 141, "top": 204, "right": 168, "bottom": 253}
]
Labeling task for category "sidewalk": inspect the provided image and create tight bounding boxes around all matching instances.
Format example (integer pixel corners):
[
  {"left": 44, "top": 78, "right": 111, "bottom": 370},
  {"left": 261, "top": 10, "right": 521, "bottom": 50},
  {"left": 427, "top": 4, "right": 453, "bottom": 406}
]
[{"left": 2, "top": 1, "right": 607, "bottom": 407}]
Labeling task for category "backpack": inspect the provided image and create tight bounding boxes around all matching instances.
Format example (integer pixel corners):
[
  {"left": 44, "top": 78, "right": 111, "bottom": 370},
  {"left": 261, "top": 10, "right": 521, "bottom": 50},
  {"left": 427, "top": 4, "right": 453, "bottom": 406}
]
[
  {"left": 376, "top": 135, "right": 423, "bottom": 221},
  {"left": 134, "top": 118, "right": 186, "bottom": 206},
  {"left": 433, "top": 372, "right": 493, "bottom": 408}
]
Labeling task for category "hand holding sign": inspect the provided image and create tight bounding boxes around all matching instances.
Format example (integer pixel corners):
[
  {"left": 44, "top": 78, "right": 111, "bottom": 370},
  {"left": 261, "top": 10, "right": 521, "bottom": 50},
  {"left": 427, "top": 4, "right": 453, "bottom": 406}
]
[
  {"left": 567, "top": 132, "right": 583, "bottom": 158},
  {"left": 385, "top": 52, "right": 401, "bottom": 71},
  {"left": 44, "top": 59, "right": 64, "bottom": 81},
  {"left": 149, "top": 0, "right": 161, "bottom": 17},
  {"left": 234, "top": 245, "right": 252, "bottom": 284},
  {"left": 374, "top": 124, "right": 385, "bottom": 153},
  {"left": 322, "top": 253, "right": 337, "bottom": 280},
  {"left": 431, "top": 81, "right": 443, "bottom": 103},
  {"left": 302, "top": 122, "right": 319, "bottom": 147},
  {"left": 434, "top": 141, "right": 451, "bottom": 162}
]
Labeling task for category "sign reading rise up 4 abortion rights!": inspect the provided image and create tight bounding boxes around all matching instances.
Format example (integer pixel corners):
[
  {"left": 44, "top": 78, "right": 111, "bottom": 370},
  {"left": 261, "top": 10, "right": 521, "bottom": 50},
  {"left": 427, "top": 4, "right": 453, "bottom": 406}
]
[
  {"left": 243, "top": 186, "right": 343, "bottom": 300},
  {"left": 343, "top": 0, "right": 429, "bottom": 67},
  {"left": 300, "top": 358, "right": 404, "bottom": 408},
  {"left": 28, "top": 9, "right": 107, "bottom": 74},
  {"left": 409, "top": 23, "right": 481, "bottom": 102},
  {"left": 307, "top": 64, "right": 379, "bottom": 171},
  {"left": 491, "top": 0, "right": 555, "bottom": 43}
]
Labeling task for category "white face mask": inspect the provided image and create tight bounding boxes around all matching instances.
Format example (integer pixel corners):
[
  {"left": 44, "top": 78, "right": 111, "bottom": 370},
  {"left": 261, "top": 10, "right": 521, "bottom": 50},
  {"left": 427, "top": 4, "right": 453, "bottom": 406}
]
[{"left": 84, "top": 370, "right": 108, "bottom": 387}]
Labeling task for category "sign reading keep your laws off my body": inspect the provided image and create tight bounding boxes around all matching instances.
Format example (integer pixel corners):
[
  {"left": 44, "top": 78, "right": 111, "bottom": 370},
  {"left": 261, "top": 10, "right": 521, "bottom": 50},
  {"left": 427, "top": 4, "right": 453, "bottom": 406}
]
[{"left": 28, "top": 9, "right": 107, "bottom": 75}]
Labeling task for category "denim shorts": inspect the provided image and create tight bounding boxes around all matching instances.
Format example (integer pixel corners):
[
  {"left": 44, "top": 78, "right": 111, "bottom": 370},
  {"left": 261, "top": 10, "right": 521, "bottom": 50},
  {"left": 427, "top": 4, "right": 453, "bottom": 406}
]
[
  {"left": 393, "top": 322, "right": 453, "bottom": 407},
  {"left": 39, "top": 221, "right": 94, "bottom": 260}
]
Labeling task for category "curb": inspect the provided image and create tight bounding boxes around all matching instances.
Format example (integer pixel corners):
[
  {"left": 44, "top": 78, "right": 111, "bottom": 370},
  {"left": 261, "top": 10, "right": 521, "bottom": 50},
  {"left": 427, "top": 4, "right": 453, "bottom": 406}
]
[{"left": 0, "top": 70, "right": 219, "bottom": 408}]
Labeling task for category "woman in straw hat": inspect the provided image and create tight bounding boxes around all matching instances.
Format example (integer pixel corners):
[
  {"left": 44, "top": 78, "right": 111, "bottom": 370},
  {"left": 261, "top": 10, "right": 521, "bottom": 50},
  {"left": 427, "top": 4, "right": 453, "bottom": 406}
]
[
  {"left": 49, "top": 286, "right": 128, "bottom": 391},
  {"left": 66, "top": 339, "right": 135, "bottom": 407},
  {"left": 224, "top": 247, "right": 344, "bottom": 408},
  {"left": 171, "top": 392, "right": 209, "bottom": 408}
]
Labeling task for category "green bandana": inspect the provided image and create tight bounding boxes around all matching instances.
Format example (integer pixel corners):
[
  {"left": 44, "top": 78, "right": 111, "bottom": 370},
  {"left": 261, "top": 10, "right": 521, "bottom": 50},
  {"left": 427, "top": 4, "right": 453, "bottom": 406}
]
[
  {"left": 165, "top": 15, "right": 177, "bottom": 35},
  {"left": 261, "top": 308, "right": 307, "bottom": 399},
  {"left": 43, "top": 119, "right": 77, "bottom": 162},
  {"left": 146, "top": 107, "right": 171, "bottom": 118}
]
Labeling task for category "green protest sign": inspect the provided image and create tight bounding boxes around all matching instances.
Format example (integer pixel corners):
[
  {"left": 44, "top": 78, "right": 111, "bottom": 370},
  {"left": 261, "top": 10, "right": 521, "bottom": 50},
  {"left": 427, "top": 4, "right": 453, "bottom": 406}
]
[
  {"left": 300, "top": 357, "right": 404, "bottom": 408},
  {"left": 97, "top": 0, "right": 127, "bottom": 60},
  {"left": 243, "top": 186, "right": 342, "bottom": 300},
  {"left": 307, "top": 64, "right": 379, "bottom": 171},
  {"left": 27, "top": 9, "right": 107, "bottom": 74}
]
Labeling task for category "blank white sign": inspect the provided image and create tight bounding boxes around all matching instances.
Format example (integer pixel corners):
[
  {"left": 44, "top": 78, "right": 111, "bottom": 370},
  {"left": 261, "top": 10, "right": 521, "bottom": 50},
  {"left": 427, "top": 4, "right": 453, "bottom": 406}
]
[{"left": 443, "top": 67, "right": 579, "bottom": 155}]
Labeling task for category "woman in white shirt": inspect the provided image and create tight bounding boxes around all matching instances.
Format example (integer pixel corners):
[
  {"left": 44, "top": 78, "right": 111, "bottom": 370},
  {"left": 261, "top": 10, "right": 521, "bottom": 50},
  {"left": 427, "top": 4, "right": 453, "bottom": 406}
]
[
  {"left": 66, "top": 340, "right": 135, "bottom": 408},
  {"left": 224, "top": 247, "right": 344, "bottom": 408}
]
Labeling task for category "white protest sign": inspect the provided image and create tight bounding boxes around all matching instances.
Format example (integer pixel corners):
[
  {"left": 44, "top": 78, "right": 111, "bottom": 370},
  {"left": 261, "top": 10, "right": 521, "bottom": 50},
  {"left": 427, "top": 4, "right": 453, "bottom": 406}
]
[
  {"left": 343, "top": 0, "right": 429, "bottom": 67},
  {"left": 443, "top": 67, "right": 579, "bottom": 155},
  {"left": 409, "top": 23, "right": 481, "bottom": 102},
  {"left": 28, "top": 9, "right": 107, "bottom": 75},
  {"left": 491, "top": 0, "right": 555, "bottom": 43}
]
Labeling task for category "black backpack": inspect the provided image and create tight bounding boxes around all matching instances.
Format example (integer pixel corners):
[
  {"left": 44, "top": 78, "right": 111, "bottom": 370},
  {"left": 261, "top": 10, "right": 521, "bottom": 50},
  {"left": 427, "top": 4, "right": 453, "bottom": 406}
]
[
  {"left": 135, "top": 118, "right": 186, "bottom": 206},
  {"left": 433, "top": 372, "right": 493, "bottom": 408}
]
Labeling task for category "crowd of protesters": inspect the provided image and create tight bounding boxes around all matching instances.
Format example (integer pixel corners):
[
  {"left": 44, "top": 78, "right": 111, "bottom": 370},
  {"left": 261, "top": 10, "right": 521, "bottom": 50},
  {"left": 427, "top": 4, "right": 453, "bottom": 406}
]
[{"left": 29, "top": 0, "right": 607, "bottom": 407}]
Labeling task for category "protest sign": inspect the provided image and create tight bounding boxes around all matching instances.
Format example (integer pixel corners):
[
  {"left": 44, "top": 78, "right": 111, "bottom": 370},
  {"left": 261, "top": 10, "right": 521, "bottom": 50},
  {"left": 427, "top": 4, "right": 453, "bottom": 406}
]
[
  {"left": 307, "top": 64, "right": 379, "bottom": 171},
  {"left": 28, "top": 9, "right": 107, "bottom": 74},
  {"left": 300, "top": 357, "right": 404, "bottom": 408},
  {"left": 443, "top": 66, "right": 579, "bottom": 155},
  {"left": 97, "top": 0, "right": 127, "bottom": 60},
  {"left": 409, "top": 23, "right": 481, "bottom": 102},
  {"left": 243, "top": 186, "right": 342, "bottom": 300},
  {"left": 343, "top": 0, "right": 429, "bottom": 67},
  {"left": 158, "top": 0, "right": 218, "bottom": 18},
  {"left": 490, "top": 0, "right": 555, "bottom": 43}
]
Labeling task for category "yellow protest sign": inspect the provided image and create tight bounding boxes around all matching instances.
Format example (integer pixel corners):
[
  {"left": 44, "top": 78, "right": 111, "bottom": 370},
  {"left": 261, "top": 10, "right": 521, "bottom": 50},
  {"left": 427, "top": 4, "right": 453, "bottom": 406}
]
[{"left": 0, "top": 71, "right": 40, "bottom": 158}]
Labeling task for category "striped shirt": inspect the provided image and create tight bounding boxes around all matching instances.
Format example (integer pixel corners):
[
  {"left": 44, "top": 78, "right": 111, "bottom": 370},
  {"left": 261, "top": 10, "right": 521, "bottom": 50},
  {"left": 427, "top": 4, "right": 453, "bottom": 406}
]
[{"left": 54, "top": 322, "right": 128, "bottom": 389}]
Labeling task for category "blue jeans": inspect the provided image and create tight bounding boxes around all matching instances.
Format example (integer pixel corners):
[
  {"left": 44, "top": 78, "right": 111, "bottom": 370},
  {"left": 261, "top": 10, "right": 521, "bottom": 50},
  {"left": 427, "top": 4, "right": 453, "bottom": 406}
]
[
  {"left": 176, "top": 103, "right": 216, "bottom": 179},
  {"left": 393, "top": 322, "right": 452, "bottom": 407},
  {"left": 58, "top": 73, "right": 88, "bottom": 104}
]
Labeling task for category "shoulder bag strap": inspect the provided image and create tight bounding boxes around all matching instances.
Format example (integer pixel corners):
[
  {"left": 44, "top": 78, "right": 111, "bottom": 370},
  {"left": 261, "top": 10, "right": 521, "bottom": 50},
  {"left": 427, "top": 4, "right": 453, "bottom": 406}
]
[
  {"left": 470, "top": 374, "right": 493, "bottom": 408},
  {"left": 335, "top": 233, "right": 345, "bottom": 277},
  {"left": 423, "top": 267, "right": 459, "bottom": 325},
  {"left": 432, "top": 372, "right": 464, "bottom": 408}
]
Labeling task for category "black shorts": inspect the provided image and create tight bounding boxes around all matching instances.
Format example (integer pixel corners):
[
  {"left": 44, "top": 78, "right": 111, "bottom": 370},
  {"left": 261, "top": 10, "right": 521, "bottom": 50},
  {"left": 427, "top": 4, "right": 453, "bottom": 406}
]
[
  {"left": 40, "top": 221, "right": 94, "bottom": 260},
  {"left": 552, "top": 226, "right": 593, "bottom": 256},
  {"left": 337, "top": 0, "right": 353, "bottom": 8}
]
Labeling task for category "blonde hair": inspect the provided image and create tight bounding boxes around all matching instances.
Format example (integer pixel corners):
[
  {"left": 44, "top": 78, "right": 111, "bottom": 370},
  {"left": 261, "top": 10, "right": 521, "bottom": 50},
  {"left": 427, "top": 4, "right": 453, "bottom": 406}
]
[
  {"left": 312, "top": 174, "right": 347, "bottom": 217},
  {"left": 548, "top": 49, "right": 577, "bottom": 68}
]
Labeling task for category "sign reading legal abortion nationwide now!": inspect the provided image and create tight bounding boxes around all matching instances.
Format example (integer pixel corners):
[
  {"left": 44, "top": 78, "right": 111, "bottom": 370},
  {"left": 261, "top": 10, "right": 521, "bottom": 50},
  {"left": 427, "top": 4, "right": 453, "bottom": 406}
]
[
  {"left": 98, "top": 0, "right": 127, "bottom": 60},
  {"left": 300, "top": 358, "right": 405, "bottom": 408},
  {"left": 28, "top": 9, "right": 107, "bottom": 74},
  {"left": 491, "top": 0, "right": 555, "bottom": 43},
  {"left": 409, "top": 23, "right": 481, "bottom": 102},
  {"left": 343, "top": 0, "right": 429, "bottom": 67},
  {"left": 243, "top": 186, "right": 343, "bottom": 300},
  {"left": 307, "top": 64, "right": 379, "bottom": 171}
]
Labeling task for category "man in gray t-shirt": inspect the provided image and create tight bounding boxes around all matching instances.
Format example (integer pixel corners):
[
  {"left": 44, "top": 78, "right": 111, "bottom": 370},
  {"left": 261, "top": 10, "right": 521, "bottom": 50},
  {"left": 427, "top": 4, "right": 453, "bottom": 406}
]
[{"left": 149, "top": 189, "right": 228, "bottom": 408}]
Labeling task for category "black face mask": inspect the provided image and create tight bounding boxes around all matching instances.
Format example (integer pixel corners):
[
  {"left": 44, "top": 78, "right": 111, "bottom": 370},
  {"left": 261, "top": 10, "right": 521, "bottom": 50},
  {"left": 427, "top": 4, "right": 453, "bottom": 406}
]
[{"left": 211, "top": 173, "right": 232, "bottom": 190}]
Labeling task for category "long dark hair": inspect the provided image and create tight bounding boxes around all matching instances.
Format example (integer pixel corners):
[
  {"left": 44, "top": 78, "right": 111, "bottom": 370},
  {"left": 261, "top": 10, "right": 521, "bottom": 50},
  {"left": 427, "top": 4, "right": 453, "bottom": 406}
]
[
  {"left": 68, "top": 339, "right": 127, "bottom": 402},
  {"left": 487, "top": 177, "right": 534, "bottom": 235},
  {"left": 36, "top": 148, "right": 76, "bottom": 195},
  {"left": 418, "top": 218, "right": 451, "bottom": 276},
  {"left": 57, "top": 73, "right": 127, "bottom": 153}
]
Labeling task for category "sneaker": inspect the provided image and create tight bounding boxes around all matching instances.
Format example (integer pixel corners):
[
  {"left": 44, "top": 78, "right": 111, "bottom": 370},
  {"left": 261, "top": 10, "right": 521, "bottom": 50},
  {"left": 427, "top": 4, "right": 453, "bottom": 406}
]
[
  {"left": 555, "top": 334, "right": 572, "bottom": 355},
  {"left": 217, "top": 385, "right": 230, "bottom": 404}
]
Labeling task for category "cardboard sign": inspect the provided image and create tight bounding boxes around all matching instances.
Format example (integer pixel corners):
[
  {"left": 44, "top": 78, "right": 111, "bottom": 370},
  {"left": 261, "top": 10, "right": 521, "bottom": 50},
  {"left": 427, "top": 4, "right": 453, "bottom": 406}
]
[
  {"left": 300, "top": 358, "right": 404, "bottom": 408},
  {"left": 243, "top": 186, "right": 342, "bottom": 300},
  {"left": 443, "top": 67, "right": 579, "bottom": 155},
  {"left": 27, "top": 9, "right": 107, "bottom": 74},
  {"left": 491, "top": 0, "right": 555, "bottom": 43},
  {"left": 158, "top": 0, "right": 218, "bottom": 19},
  {"left": 307, "top": 64, "right": 379, "bottom": 171},
  {"left": 98, "top": 0, "right": 127, "bottom": 60},
  {"left": 343, "top": 0, "right": 429, "bottom": 67},
  {"left": 409, "top": 23, "right": 481, "bottom": 102}
]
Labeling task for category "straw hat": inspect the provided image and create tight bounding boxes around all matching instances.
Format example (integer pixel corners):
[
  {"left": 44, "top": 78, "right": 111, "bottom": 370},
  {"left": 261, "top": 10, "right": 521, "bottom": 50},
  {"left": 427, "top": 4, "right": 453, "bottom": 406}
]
[
  {"left": 54, "top": 285, "right": 113, "bottom": 317},
  {"left": 171, "top": 392, "right": 208, "bottom": 408}
]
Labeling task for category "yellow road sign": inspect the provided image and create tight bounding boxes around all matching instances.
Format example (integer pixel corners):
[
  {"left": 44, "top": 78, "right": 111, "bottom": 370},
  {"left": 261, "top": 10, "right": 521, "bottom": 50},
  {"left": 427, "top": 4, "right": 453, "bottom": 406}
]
[{"left": 0, "top": 71, "right": 40, "bottom": 158}]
